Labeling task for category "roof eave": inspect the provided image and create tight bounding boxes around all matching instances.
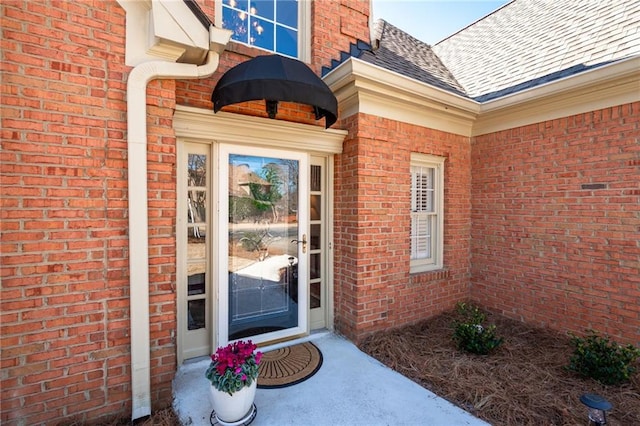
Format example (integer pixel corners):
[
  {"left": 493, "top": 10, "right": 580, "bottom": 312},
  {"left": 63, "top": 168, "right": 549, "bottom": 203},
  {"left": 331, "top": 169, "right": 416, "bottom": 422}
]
[
  {"left": 324, "top": 55, "right": 640, "bottom": 138},
  {"left": 324, "top": 57, "right": 480, "bottom": 137},
  {"left": 474, "top": 55, "right": 640, "bottom": 136}
]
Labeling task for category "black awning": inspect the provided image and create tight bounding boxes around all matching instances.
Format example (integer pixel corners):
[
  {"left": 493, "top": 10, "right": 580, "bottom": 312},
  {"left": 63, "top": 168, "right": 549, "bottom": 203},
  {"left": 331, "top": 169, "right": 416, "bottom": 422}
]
[{"left": 211, "top": 55, "right": 338, "bottom": 128}]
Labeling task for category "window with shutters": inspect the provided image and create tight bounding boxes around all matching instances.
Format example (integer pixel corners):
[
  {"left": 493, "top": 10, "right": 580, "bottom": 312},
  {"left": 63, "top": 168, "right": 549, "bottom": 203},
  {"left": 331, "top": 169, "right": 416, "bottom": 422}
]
[{"left": 410, "top": 153, "right": 444, "bottom": 273}]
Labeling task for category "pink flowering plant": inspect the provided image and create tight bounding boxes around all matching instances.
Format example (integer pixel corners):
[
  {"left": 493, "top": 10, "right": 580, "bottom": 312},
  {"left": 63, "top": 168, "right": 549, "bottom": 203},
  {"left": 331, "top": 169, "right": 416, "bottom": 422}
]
[{"left": 205, "top": 340, "right": 263, "bottom": 395}]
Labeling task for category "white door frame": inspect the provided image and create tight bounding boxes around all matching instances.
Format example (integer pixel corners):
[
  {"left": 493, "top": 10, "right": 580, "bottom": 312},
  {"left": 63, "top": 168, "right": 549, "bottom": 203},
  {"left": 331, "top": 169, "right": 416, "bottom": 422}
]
[
  {"left": 174, "top": 106, "right": 346, "bottom": 362},
  {"left": 218, "top": 144, "right": 309, "bottom": 347}
]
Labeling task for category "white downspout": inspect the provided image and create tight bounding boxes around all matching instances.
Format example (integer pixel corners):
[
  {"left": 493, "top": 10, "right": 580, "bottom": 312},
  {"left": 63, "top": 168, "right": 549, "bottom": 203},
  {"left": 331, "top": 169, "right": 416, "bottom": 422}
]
[{"left": 126, "top": 27, "right": 230, "bottom": 420}]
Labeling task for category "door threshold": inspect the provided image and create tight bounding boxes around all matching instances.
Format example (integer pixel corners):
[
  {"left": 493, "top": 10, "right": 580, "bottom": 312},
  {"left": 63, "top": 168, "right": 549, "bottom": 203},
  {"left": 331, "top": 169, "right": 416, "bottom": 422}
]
[{"left": 259, "top": 329, "right": 331, "bottom": 353}]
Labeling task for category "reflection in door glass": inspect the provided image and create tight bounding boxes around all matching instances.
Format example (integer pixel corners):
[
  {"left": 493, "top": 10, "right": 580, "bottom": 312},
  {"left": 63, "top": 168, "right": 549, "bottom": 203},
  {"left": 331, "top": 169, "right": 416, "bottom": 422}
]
[
  {"left": 188, "top": 299, "right": 206, "bottom": 330},
  {"left": 310, "top": 195, "right": 321, "bottom": 220},
  {"left": 310, "top": 253, "right": 320, "bottom": 280},
  {"left": 227, "top": 154, "right": 300, "bottom": 340},
  {"left": 310, "top": 282, "right": 321, "bottom": 309},
  {"left": 310, "top": 224, "right": 321, "bottom": 250}
]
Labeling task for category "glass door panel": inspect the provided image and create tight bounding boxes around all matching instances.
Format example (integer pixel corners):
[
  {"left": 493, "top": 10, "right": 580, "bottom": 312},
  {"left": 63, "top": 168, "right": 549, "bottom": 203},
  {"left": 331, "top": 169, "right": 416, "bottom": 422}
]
[
  {"left": 181, "top": 145, "right": 212, "bottom": 361},
  {"left": 220, "top": 145, "right": 308, "bottom": 345},
  {"left": 309, "top": 159, "right": 326, "bottom": 329}
]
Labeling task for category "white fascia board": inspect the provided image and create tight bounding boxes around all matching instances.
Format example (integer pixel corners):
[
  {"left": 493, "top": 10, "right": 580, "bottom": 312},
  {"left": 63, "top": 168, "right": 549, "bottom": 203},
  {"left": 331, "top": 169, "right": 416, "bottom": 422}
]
[
  {"left": 474, "top": 55, "right": 640, "bottom": 136},
  {"left": 324, "top": 57, "right": 480, "bottom": 137}
]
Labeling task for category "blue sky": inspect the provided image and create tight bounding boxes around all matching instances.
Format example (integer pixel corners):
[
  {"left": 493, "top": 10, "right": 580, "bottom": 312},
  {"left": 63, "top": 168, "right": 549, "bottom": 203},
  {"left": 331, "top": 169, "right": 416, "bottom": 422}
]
[{"left": 372, "top": 0, "right": 510, "bottom": 45}]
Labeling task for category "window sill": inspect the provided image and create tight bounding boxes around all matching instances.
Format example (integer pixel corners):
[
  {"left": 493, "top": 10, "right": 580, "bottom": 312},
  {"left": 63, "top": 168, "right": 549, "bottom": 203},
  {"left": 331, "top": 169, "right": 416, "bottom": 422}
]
[{"left": 410, "top": 268, "right": 450, "bottom": 281}]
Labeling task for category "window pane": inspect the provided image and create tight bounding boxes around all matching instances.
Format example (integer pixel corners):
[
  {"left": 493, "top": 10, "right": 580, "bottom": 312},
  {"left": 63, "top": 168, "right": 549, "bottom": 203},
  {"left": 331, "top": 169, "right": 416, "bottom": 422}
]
[
  {"left": 188, "top": 227, "right": 206, "bottom": 260},
  {"left": 310, "top": 165, "right": 321, "bottom": 191},
  {"left": 276, "top": 0, "right": 298, "bottom": 28},
  {"left": 411, "top": 214, "right": 432, "bottom": 260},
  {"left": 310, "top": 282, "right": 321, "bottom": 309},
  {"left": 252, "top": 0, "right": 274, "bottom": 20},
  {"left": 224, "top": 0, "right": 248, "bottom": 12},
  {"left": 223, "top": 5, "right": 249, "bottom": 44},
  {"left": 276, "top": 25, "right": 298, "bottom": 57},
  {"left": 188, "top": 190, "right": 206, "bottom": 223},
  {"left": 310, "top": 195, "right": 321, "bottom": 220},
  {"left": 251, "top": 17, "right": 274, "bottom": 51},
  {"left": 310, "top": 224, "right": 321, "bottom": 250},
  {"left": 188, "top": 154, "right": 206, "bottom": 187},
  {"left": 188, "top": 299, "right": 206, "bottom": 330},
  {"left": 411, "top": 166, "right": 434, "bottom": 212},
  {"left": 310, "top": 253, "right": 320, "bottom": 280},
  {"left": 188, "top": 269, "right": 206, "bottom": 295}
]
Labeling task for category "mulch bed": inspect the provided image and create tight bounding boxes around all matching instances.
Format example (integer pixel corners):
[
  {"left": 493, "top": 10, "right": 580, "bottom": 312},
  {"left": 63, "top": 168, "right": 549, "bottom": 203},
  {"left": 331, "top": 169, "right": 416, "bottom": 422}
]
[{"left": 359, "top": 308, "right": 640, "bottom": 426}]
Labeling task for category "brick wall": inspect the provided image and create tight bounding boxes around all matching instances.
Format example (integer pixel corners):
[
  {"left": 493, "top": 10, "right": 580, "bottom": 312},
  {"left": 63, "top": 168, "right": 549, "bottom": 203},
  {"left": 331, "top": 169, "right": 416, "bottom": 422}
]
[
  {"left": 471, "top": 102, "right": 640, "bottom": 345},
  {"left": 334, "top": 113, "right": 472, "bottom": 341},
  {"left": 177, "top": 0, "right": 371, "bottom": 115},
  {"left": 1, "top": 0, "right": 372, "bottom": 423},
  {"left": 0, "top": 1, "right": 136, "bottom": 424},
  {"left": 145, "top": 78, "right": 180, "bottom": 408}
]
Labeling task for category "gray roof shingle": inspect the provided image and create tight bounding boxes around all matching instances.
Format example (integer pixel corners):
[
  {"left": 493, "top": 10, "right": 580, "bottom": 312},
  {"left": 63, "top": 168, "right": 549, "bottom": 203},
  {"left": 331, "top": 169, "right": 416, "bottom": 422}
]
[
  {"left": 359, "top": 20, "right": 468, "bottom": 96},
  {"left": 433, "top": 0, "right": 640, "bottom": 100}
]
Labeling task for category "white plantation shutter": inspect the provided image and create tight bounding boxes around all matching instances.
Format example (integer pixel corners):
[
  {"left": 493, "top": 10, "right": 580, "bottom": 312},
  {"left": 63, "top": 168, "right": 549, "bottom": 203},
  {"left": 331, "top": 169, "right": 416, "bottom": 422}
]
[{"left": 410, "top": 154, "right": 444, "bottom": 272}]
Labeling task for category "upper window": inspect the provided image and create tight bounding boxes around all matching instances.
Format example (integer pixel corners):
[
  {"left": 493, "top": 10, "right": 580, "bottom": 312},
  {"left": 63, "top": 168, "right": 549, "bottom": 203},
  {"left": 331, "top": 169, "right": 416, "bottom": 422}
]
[
  {"left": 219, "top": 0, "right": 309, "bottom": 60},
  {"left": 410, "top": 153, "right": 444, "bottom": 273}
]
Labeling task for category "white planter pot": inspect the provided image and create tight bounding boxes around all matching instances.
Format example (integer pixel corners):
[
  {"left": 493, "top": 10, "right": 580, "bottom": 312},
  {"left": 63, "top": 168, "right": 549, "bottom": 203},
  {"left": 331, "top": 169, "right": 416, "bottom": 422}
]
[{"left": 209, "top": 380, "right": 257, "bottom": 423}]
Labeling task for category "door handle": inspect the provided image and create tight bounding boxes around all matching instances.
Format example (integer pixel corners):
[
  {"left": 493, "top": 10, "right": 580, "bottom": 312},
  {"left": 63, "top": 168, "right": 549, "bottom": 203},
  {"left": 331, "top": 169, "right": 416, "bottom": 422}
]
[{"left": 290, "top": 234, "right": 307, "bottom": 254}]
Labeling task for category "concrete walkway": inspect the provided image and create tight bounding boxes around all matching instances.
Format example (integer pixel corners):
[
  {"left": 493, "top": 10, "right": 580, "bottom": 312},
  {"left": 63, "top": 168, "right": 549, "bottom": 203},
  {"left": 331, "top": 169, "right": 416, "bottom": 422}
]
[{"left": 173, "top": 332, "right": 490, "bottom": 426}]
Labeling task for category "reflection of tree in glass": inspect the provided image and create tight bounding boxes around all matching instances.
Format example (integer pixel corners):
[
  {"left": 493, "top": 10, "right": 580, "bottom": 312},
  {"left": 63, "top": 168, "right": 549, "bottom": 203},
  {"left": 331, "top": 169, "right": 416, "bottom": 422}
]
[
  {"left": 282, "top": 160, "right": 298, "bottom": 214},
  {"left": 249, "top": 163, "right": 282, "bottom": 222},
  {"left": 187, "top": 154, "right": 207, "bottom": 231},
  {"left": 188, "top": 154, "right": 206, "bottom": 187}
]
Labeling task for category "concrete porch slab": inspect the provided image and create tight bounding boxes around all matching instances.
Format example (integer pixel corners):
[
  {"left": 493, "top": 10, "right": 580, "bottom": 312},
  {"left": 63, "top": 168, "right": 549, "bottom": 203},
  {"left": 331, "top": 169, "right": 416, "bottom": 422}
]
[{"left": 173, "top": 332, "right": 490, "bottom": 426}]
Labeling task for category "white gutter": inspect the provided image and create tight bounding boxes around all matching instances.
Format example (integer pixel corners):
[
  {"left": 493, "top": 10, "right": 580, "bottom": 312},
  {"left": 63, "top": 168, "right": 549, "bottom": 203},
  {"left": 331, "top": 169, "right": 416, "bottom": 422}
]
[{"left": 126, "top": 27, "right": 230, "bottom": 419}]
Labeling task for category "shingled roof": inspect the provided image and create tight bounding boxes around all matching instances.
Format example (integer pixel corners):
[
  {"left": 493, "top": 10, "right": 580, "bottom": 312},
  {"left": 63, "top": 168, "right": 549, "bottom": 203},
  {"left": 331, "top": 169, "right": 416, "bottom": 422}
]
[
  {"left": 433, "top": 0, "right": 640, "bottom": 101},
  {"left": 359, "top": 20, "right": 467, "bottom": 97},
  {"left": 353, "top": 0, "right": 639, "bottom": 102}
]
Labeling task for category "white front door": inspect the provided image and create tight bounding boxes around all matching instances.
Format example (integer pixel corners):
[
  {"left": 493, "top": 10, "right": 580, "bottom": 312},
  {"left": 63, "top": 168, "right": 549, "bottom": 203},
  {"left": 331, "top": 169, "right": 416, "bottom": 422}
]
[{"left": 218, "top": 144, "right": 309, "bottom": 346}]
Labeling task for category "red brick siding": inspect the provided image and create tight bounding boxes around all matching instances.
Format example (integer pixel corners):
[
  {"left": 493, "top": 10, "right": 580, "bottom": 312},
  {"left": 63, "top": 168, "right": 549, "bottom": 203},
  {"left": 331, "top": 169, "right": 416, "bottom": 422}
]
[
  {"left": 471, "top": 102, "right": 640, "bottom": 345},
  {"left": 0, "top": 1, "right": 136, "bottom": 424},
  {"left": 145, "top": 79, "right": 180, "bottom": 408},
  {"left": 1, "top": 0, "right": 371, "bottom": 423},
  {"left": 335, "top": 114, "right": 472, "bottom": 341}
]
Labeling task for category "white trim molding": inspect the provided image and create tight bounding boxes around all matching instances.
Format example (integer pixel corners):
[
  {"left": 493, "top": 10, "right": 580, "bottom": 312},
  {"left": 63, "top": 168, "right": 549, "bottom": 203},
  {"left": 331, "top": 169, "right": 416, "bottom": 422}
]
[
  {"left": 474, "top": 56, "right": 640, "bottom": 136},
  {"left": 174, "top": 106, "right": 347, "bottom": 154},
  {"left": 324, "top": 57, "right": 479, "bottom": 137},
  {"left": 324, "top": 55, "right": 640, "bottom": 137}
]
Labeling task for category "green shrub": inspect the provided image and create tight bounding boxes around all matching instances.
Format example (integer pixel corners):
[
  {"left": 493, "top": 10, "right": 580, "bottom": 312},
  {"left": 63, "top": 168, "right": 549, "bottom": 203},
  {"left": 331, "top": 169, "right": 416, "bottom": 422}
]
[
  {"left": 452, "top": 302, "right": 503, "bottom": 355},
  {"left": 567, "top": 330, "right": 640, "bottom": 385}
]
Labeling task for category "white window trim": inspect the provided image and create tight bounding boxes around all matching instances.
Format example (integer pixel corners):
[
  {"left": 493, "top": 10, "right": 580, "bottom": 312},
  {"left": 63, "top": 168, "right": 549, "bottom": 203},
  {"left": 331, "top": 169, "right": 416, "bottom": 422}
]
[
  {"left": 410, "top": 153, "right": 444, "bottom": 274},
  {"left": 215, "top": 0, "right": 311, "bottom": 63}
]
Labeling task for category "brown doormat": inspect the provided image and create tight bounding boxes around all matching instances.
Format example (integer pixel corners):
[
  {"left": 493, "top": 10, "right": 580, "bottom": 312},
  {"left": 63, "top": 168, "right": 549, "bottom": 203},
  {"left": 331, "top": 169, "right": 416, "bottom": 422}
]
[{"left": 257, "top": 341, "right": 323, "bottom": 389}]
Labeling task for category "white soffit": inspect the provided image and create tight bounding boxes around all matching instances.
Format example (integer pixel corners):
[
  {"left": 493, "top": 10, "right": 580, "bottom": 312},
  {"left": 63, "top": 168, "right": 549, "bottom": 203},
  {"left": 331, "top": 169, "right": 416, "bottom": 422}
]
[
  {"left": 325, "top": 56, "right": 640, "bottom": 138},
  {"left": 173, "top": 106, "right": 347, "bottom": 154},
  {"left": 118, "top": 0, "right": 210, "bottom": 66}
]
